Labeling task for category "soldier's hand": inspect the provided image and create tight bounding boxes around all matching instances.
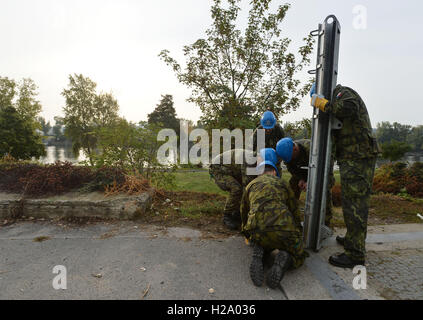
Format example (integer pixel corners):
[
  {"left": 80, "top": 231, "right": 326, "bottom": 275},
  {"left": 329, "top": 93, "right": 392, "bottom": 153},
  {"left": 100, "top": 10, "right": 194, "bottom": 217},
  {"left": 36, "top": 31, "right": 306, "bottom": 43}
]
[
  {"left": 298, "top": 180, "right": 307, "bottom": 191},
  {"left": 311, "top": 94, "right": 328, "bottom": 112},
  {"left": 310, "top": 82, "right": 316, "bottom": 97}
]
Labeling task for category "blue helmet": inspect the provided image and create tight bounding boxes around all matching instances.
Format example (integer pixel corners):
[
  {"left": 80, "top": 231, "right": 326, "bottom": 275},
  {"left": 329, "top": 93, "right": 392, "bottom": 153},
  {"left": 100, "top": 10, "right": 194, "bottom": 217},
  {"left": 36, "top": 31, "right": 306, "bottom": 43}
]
[
  {"left": 259, "top": 148, "right": 278, "bottom": 165},
  {"left": 260, "top": 111, "right": 277, "bottom": 129},
  {"left": 257, "top": 160, "right": 279, "bottom": 177},
  {"left": 276, "top": 137, "right": 294, "bottom": 163},
  {"left": 257, "top": 148, "right": 279, "bottom": 177}
]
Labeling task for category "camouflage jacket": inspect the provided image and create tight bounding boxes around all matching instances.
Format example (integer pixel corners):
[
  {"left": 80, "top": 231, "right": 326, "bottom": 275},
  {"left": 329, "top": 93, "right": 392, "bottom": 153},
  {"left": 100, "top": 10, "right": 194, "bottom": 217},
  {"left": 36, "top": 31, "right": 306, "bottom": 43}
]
[
  {"left": 285, "top": 139, "right": 310, "bottom": 182},
  {"left": 240, "top": 174, "right": 302, "bottom": 235},
  {"left": 252, "top": 123, "right": 285, "bottom": 153},
  {"left": 209, "top": 149, "right": 257, "bottom": 187},
  {"left": 326, "top": 85, "right": 381, "bottom": 160}
]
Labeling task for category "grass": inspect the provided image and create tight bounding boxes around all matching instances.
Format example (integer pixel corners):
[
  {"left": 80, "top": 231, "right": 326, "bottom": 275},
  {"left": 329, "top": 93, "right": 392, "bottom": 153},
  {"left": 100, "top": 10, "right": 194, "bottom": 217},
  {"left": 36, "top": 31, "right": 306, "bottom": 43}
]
[
  {"left": 160, "top": 169, "right": 423, "bottom": 228},
  {"left": 171, "top": 170, "right": 226, "bottom": 195}
]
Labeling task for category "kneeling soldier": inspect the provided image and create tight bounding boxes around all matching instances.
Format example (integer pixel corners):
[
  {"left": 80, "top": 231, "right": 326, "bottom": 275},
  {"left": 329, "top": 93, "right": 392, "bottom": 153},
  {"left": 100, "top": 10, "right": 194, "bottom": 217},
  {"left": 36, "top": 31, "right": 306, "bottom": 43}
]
[{"left": 240, "top": 148, "right": 307, "bottom": 288}]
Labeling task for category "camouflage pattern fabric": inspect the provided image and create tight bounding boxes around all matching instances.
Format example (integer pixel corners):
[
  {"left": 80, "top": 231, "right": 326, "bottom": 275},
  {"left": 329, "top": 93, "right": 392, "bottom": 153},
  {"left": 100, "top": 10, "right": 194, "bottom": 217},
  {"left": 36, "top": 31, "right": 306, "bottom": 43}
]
[
  {"left": 286, "top": 139, "right": 335, "bottom": 226},
  {"left": 211, "top": 173, "right": 243, "bottom": 216},
  {"left": 339, "top": 157, "right": 377, "bottom": 261},
  {"left": 209, "top": 149, "right": 257, "bottom": 215},
  {"left": 326, "top": 85, "right": 381, "bottom": 160},
  {"left": 325, "top": 85, "right": 380, "bottom": 260},
  {"left": 240, "top": 174, "right": 308, "bottom": 268}
]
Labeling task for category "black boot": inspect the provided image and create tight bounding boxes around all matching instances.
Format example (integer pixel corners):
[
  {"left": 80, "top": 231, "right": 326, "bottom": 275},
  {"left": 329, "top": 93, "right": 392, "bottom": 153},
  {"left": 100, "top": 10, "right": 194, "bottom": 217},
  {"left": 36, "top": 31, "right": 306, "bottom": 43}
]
[
  {"left": 329, "top": 252, "right": 364, "bottom": 268},
  {"left": 336, "top": 236, "right": 345, "bottom": 246},
  {"left": 249, "top": 244, "right": 265, "bottom": 287},
  {"left": 266, "top": 251, "right": 292, "bottom": 289},
  {"left": 223, "top": 213, "right": 241, "bottom": 230}
]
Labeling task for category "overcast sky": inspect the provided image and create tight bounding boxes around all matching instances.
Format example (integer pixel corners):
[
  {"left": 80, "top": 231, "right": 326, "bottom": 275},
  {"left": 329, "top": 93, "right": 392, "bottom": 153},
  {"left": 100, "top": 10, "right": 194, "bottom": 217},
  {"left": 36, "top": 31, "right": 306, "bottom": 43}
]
[{"left": 1, "top": 0, "right": 422, "bottom": 126}]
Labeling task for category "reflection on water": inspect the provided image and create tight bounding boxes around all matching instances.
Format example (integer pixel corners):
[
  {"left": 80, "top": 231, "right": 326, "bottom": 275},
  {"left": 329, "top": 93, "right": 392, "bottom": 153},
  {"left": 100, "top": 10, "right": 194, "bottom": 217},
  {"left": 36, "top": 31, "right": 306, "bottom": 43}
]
[
  {"left": 405, "top": 155, "right": 423, "bottom": 163},
  {"left": 38, "top": 146, "right": 87, "bottom": 164},
  {"left": 38, "top": 146, "right": 422, "bottom": 166}
]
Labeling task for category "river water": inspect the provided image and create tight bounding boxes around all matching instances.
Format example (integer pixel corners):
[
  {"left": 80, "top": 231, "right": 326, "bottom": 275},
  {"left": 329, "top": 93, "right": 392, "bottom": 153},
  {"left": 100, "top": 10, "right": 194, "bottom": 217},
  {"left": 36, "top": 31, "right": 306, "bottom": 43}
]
[
  {"left": 38, "top": 146, "right": 87, "bottom": 164},
  {"left": 38, "top": 146, "right": 423, "bottom": 166}
]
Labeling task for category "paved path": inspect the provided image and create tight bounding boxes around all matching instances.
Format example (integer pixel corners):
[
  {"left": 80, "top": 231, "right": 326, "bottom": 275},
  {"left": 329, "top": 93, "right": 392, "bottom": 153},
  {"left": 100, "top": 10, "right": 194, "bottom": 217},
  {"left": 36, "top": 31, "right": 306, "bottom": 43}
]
[{"left": 0, "top": 221, "right": 422, "bottom": 300}]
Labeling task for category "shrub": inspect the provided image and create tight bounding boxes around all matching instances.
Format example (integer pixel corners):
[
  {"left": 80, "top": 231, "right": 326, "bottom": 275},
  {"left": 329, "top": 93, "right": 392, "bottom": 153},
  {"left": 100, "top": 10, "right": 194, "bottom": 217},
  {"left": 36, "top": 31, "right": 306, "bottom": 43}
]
[
  {"left": 0, "top": 158, "right": 126, "bottom": 196},
  {"left": 18, "top": 161, "right": 93, "bottom": 196},
  {"left": 404, "top": 162, "right": 423, "bottom": 197},
  {"left": 105, "top": 173, "right": 151, "bottom": 196},
  {"left": 372, "top": 162, "right": 407, "bottom": 195},
  {"left": 0, "top": 158, "right": 41, "bottom": 193},
  {"left": 80, "top": 166, "right": 125, "bottom": 192}
]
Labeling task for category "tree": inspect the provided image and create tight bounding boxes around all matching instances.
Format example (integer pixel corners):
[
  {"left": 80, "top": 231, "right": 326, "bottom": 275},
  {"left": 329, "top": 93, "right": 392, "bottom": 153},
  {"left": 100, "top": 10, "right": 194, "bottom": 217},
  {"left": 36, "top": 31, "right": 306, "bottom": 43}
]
[
  {"left": 376, "top": 121, "right": 412, "bottom": 145},
  {"left": 15, "top": 78, "right": 42, "bottom": 129},
  {"left": 0, "top": 77, "right": 16, "bottom": 110},
  {"left": 381, "top": 141, "right": 412, "bottom": 162},
  {"left": 159, "top": 0, "right": 314, "bottom": 130},
  {"left": 407, "top": 125, "right": 423, "bottom": 152},
  {"left": 283, "top": 118, "right": 312, "bottom": 140},
  {"left": 62, "top": 74, "right": 119, "bottom": 165},
  {"left": 0, "top": 106, "right": 45, "bottom": 160},
  {"left": 52, "top": 116, "right": 66, "bottom": 142},
  {"left": 147, "top": 94, "right": 180, "bottom": 135},
  {"left": 95, "top": 119, "right": 176, "bottom": 188},
  {"left": 38, "top": 116, "right": 52, "bottom": 135},
  {"left": 0, "top": 77, "right": 42, "bottom": 129}
]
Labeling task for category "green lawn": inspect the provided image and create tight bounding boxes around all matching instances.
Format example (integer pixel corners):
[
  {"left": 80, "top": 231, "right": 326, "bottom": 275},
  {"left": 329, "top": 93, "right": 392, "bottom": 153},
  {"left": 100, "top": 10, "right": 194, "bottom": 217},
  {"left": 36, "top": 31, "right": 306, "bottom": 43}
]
[
  {"left": 165, "top": 169, "right": 422, "bottom": 226},
  {"left": 170, "top": 170, "right": 226, "bottom": 195},
  {"left": 169, "top": 169, "right": 340, "bottom": 194}
]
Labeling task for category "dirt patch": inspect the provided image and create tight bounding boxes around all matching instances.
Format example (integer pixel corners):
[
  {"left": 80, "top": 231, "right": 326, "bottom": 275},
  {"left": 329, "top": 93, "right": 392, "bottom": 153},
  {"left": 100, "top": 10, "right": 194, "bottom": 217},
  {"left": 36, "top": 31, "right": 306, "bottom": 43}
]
[
  {"left": 33, "top": 236, "right": 51, "bottom": 242},
  {"left": 329, "top": 193, "right": 423, "bottom": 228},
  {"left": 137, "top": 190, "right": 238, "bottom": 238}
]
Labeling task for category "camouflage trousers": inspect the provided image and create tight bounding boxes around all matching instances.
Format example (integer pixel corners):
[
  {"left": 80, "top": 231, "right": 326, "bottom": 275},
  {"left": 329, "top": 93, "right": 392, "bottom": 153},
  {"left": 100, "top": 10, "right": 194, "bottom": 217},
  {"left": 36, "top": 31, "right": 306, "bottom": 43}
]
[
  {"left": 210, "top": 172, "right": 243, "bottom": 216},
  {"left": 339, "top": 157, "right": 376, "bottom": 261},
  {"left": 249, "top": 229, "right": 308, "bottom": 269},
  {"left": 289, "top": 172, "right": 335, "bottom": 227}
]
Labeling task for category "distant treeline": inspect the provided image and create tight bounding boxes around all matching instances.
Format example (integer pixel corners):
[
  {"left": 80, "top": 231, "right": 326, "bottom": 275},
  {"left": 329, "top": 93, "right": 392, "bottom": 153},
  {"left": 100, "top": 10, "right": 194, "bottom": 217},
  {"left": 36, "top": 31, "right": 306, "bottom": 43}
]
[{"left": 374, "top": 122, "right": 423, "bottom": 153}]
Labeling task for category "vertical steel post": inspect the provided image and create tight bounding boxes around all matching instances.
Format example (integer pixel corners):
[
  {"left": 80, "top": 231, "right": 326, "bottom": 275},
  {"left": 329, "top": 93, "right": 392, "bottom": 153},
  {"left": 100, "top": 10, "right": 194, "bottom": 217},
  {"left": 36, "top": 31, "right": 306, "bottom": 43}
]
[{"left": 304, "top": 15, "right": 341, "bottom": 251}]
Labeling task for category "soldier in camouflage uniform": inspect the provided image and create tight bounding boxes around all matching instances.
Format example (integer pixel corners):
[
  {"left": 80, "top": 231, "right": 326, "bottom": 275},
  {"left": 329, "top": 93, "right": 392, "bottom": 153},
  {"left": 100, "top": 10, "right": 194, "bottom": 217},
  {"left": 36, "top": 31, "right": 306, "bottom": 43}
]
[
  {"left": 276, "top": 138, "right": 335, "bottom": 227},
  {"left": 209, "top": 149, "right": 257, "bottom": 230},
  {"left": 241, "top": 150, "right": 308, "bottom": 288},
  {"left": 252, "top": 111, "right": 285, "bottom": 154},
  {"left": 311, "top": 84, "right": 381, "bottom": 268}
]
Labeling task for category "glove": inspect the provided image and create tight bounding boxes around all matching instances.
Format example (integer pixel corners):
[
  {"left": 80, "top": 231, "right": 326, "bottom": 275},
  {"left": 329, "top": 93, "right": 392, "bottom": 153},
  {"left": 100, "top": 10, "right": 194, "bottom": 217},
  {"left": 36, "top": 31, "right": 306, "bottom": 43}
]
[
  {"left": 311, "top": 94, "right": 328, "bottom": 112},
  {"left": 310, "top": 82, "right": 316, "bottom": 97}
]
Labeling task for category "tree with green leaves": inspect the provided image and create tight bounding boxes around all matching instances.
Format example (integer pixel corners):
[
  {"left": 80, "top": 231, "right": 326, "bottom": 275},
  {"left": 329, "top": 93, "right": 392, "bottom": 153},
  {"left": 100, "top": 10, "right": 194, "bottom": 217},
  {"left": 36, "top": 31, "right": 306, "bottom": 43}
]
[
  {"left": 0, "top": 76, "right": 45, "bottom": 159},
  {"left": 381, "top": 141, "right": 412, "bottom": 162},
  {"left": 0, "top": 77, "right": 42, "bottom": 129},
  {"left": 407, "top": 125, "right": 423, "bottom": 152},
  {"left": 15, "top": 78, "right": 42, "bottom": 129},
  {"left": 95, "top": 119, "right": 176, "bottom": 189},
  {"left": 283, "top": 118, "right": 312, "bottom": 140},
  {"left": 159, "top": 0, "right": 314, "bottom": 130},
  {"left": 0, "top": 106, "right": 45, "bottom": 160},
  {"left": 38, "top": 116, "right": 52, "bottom": 136},
  {"left": 375, "top": 121, "right": 412, "bottom": 145},
  {"left": 62, "top": 74, "right": 119, "bottom": 165},
  {"left": 147, "top": 94, "right": 180, "bottom": 135}
]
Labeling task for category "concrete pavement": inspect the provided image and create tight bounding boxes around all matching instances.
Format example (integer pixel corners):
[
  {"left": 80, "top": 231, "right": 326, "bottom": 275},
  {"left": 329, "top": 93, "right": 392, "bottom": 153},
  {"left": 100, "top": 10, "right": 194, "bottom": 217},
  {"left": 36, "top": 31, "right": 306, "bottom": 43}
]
[{"left": 0, "top": 221, "right": 422, "bottom": 300}]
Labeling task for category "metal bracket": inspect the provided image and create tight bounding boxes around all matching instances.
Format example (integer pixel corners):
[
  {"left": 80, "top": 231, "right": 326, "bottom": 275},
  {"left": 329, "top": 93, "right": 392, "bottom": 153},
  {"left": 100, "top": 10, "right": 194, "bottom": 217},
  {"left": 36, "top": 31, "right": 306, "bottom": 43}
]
[{"left": 331, "top": 117, "right": 342, "bottom": 130}]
